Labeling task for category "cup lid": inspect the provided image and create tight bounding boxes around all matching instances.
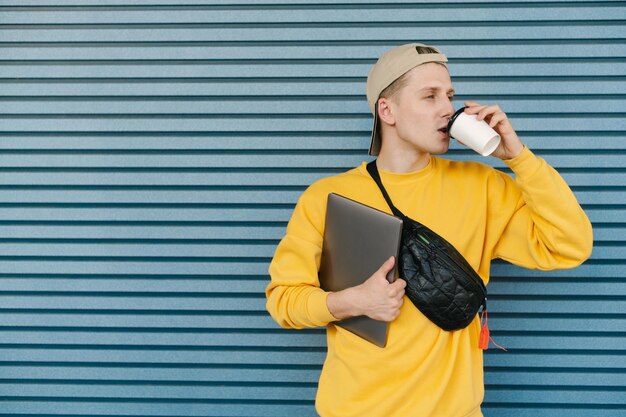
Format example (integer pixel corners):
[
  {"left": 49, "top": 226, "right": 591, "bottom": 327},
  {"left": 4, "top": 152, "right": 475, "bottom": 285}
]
[{"left": 447, "top": 107, "right": 467, "bottom": 135}]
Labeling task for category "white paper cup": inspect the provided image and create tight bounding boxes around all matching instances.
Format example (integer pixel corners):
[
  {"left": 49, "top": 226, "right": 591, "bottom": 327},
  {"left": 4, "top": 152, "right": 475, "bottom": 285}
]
[{"left": 447, "top": 107, "right": 501, "bottom": 156}]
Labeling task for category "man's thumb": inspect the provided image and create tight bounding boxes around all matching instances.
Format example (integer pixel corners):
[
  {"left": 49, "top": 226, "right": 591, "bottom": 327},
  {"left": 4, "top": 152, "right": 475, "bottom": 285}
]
[{"left": 379, "top": 256, "right": 395, "bottom": 274}]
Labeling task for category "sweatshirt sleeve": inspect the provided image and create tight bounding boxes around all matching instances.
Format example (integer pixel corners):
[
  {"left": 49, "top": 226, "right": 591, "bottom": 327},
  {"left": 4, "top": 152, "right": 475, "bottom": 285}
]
[
  {"left": 265, "top": 186, "right": 338, "bottom": 329},
  {"left": 489, "top": 146, "right": 593, "bottom": 270}
]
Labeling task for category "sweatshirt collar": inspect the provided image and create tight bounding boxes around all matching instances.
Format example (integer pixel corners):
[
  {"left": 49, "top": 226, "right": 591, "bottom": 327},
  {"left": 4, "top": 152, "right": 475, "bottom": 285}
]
[{"left": 359, "top": 156, "right": 436, "bottom": 185}]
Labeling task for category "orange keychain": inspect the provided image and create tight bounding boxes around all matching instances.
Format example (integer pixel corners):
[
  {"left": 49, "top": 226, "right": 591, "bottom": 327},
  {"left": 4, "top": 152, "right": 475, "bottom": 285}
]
[{"left": 479, "top": 307, "right": 507, "bottom": 351}]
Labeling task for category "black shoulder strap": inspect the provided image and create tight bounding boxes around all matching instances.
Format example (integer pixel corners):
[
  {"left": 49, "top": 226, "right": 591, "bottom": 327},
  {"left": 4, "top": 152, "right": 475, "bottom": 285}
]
[{"left": 366, "top": 160, "right": 407, "bottom": 220}]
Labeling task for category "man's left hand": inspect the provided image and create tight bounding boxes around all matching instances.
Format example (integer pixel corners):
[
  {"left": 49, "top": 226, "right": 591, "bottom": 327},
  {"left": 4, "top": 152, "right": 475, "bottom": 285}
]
[{"left": 464, "top": 101, "right": 524, "bottom": 160}]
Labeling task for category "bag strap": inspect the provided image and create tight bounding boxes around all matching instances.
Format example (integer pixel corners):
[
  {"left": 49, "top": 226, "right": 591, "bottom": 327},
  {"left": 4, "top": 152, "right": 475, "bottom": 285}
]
[{"left": 366, "top": 160, "right": 408, "bottom": 221}]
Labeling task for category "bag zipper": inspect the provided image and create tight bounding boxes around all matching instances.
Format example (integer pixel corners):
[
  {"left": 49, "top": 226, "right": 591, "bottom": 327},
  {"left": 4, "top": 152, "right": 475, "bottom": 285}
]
[{"left": 412, "top": 226, "right": 486, "bottom": 295}]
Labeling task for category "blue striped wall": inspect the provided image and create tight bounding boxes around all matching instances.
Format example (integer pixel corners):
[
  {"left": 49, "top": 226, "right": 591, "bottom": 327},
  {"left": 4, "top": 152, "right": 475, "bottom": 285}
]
[{"left": 0, "top": 1, "right": 624, "bottom": 416}]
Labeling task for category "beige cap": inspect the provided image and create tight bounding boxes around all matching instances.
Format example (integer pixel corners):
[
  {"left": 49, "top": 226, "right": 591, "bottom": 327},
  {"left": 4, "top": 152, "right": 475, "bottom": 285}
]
[{"left": 366, "top": 43, "right": 448, "bottom": 155}]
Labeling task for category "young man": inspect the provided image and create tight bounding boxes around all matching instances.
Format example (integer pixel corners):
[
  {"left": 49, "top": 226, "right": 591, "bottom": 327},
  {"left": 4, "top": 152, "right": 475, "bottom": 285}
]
[{"left": 266, "top": 43, "right": 593, "bottom": 417}]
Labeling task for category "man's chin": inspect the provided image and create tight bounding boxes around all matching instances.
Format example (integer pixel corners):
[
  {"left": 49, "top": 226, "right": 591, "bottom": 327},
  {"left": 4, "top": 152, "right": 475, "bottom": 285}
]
[{"left": 431, "top": 142, "right": 450, "bottom": 155}]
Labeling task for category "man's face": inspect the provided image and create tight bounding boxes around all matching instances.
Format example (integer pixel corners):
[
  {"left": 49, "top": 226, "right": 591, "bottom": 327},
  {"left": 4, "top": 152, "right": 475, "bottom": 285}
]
[{"left": 386, "top": 63, "right": 455, "bottom": 155}]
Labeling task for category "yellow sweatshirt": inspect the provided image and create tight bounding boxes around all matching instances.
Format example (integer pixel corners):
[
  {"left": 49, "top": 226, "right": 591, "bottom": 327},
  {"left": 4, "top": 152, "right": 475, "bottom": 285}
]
[{"left": 266, "top": 147, "right": 592, "bottom": 417}]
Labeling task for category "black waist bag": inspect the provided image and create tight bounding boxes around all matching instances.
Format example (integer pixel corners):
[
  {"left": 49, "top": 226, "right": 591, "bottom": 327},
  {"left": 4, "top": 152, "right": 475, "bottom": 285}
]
[{"left": 367, "top": 160, "right": 486, "bottom": 331}]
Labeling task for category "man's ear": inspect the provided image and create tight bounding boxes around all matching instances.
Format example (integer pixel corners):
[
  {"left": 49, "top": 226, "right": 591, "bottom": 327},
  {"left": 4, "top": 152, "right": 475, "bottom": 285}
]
[{"left": 377, "top": 98, "right": 395, "bottom": 126}]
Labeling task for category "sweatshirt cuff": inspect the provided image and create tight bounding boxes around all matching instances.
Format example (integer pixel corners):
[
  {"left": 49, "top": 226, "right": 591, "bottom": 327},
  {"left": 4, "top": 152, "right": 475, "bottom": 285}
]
[
  {"left": 503, "top": 145, "right": 543, "bottom": 179},
  {"left": 308, "top": 289, "right": 339, "bottom": 326}
]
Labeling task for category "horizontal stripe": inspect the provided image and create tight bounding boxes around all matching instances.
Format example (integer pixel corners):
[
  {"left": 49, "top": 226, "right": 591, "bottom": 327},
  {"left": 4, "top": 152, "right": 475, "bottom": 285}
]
[
  {"left": 0, "top": 296, "right": 623, "bottom": 314},
  {"left": 0, "top": 330, "right": 624, "bottom": 350},
  {"left": 0, "top": 369, "right": 622, "bottom": 387},
  {"left": 0, "top": 347, "right": 328, "bottom": 365},
  {"left": 0, "top": 402, "right": 319, "bottom": 416},
  {"left": 1, "top": 26, "right": 624, "bottom": 43},
  {"left": 0, "top": 207, "right": 620, "bottom": 223},
  {"left": 5, "top": 368, "right": 621, "bottom": 388},
  {"left": 1, "top": 44, "right": 625, "bottom": 60},
  {"left": 2, "top": 0, "right": 619, "bottom": 6},
  {"left": 0, "top": 314, "right": 623, "bottom": 334},
  {"left": 0, "top": 190, "right": 621, "bottom": 205},
  {"left": 1, "top": 98, "right": 625, "bottom": 115},
  {"left": 1, "top": 62, "right": 625, "bottom": 78},
  {"left": 0, "top": 383, "right": 618, "bottom": 403},
  {"left": 0, "top": 262, "right": 622, "bottom": 278},
  {"left": 481, "top": 409, "right": 626, "bottom": 417},
  {"left": 0, "top": 223, "right": 621, "bottom": 240},
  {"left": 0, "top": 274, "right": 624, "bottom": 294},
  {"left": 0, "top": 244, "right": 619, "bottom": 261},
  {"left": 0, "top": 154, "right": 624, "bottom": 170},
  {"left": 0, "top": 171, "right": 623, "bottom": 187},
  {"left": 1, "top": 81, "right": 625, "bottom": 97},
  {"left": 1, "top": 7, "right": 624, "bottom": 25},
  {"left": 1, "top": 135, "right": 625, "bottom": 150},
  {"left": 0, "top": 348, "right": 619, "bottom": 368}
]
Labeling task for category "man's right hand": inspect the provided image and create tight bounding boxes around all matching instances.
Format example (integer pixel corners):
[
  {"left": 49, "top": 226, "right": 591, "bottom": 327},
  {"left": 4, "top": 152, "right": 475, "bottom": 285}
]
[{"left": 326, "top": 256, "right": 406, "bottom": 322}]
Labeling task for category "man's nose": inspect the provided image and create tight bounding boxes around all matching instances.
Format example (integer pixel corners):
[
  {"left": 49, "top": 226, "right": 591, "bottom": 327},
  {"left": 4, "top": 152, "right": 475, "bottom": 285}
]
[{"left": 442, "top": 97, "right": 454, "bottom": 118}]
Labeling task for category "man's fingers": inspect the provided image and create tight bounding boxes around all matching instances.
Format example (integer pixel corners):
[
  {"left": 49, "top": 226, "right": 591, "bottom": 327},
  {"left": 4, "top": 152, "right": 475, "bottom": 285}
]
[
  {"left": 488, "top": 112, "right": 507, "bottom": 128},
  {"left": 464, "top": 101, "right": 484, "bottom": 112},
  {"left": 392, "top": 278, "right": 406, "bottom": 290},
  {"left": 476, "top": 105, "right": 501, "bottom": 121},
  {"left": 379, "top": 256, "right": 396, "bottom": 274},
  {"left": 464, "top": 103, "right": 505, "bottom": 123},
  {"left": 388, "top": 279, "right": 406, "bottom": 301}
]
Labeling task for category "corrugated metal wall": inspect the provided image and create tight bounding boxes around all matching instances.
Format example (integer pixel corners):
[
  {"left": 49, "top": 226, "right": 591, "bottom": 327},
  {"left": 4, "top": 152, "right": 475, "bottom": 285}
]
[{"left": 0, "top": 1, "right": 624, "bottom": 416}]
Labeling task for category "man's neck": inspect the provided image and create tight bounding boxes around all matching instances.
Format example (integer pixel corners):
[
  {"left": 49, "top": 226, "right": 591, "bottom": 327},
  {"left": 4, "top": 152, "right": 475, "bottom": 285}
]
[{"left": 375, "top": 147, "right": 431, "bottom": 174}]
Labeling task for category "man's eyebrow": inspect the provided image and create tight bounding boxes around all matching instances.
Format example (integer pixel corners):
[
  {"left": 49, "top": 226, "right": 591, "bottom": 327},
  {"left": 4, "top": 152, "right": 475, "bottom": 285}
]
[{"left": 419, "top": 87, "right": 455, "bottom": 95}]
